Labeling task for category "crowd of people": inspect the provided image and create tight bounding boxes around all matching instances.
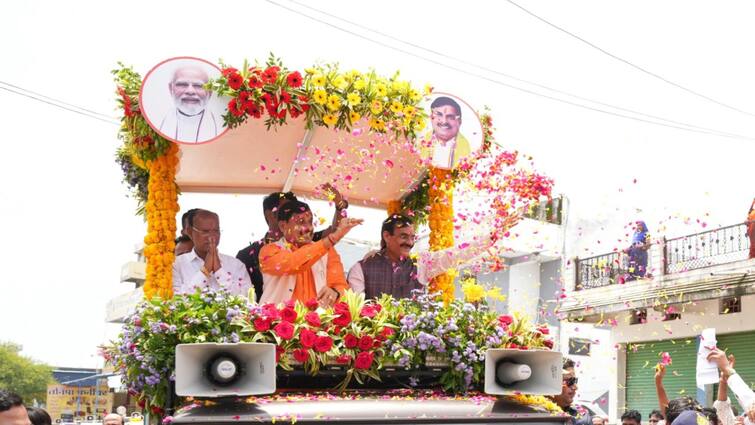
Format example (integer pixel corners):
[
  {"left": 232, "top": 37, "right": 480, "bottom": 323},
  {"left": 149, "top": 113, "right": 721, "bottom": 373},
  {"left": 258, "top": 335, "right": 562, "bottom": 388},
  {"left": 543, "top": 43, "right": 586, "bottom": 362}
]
[
  {"left": 550, "top": 349, "right": 755, "bottom": 425},
  {"left": 0, "top": 391, "right": 125, "bottom": 425},
  {"left": 171, "top": 185, "right": 493, "bottom": 307}
]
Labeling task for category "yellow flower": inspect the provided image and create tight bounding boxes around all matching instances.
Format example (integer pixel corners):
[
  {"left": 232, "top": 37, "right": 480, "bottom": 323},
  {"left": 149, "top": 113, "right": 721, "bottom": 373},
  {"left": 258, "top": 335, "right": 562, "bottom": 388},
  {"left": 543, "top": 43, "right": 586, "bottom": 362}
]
[
  {"left": 349, "top": 111, "right": 361, "bottom": 123},
  {"left": 346, "top": 92, "right": 361, "bottom": 106},
  {"left": 327, "top": 94, "right": 342, "bottom": 111},
  {"left": 389, "top": 100, "right": 403, "bottom": 114},
  {"left": 312, "top": 74, "right": 326, "bottom": 87},
  {"left": 323, "top": 113, "right": 338, "bottom": 126},
  {"left": 304, "top": 67, "right": 317, "bottom": 75},
  {"left": 313, "top": 90, "right": 328, "bottom": 104},
  {"left": 370, "top": 100, "right": 383, "bottom": 115},
  {"left": 408, "top": 89, "right": 421, "bottom": 102},
  {"left": 375, "top": 83, "right": 387, "bottom": 97},
  {"left": 333, "top": 76, "right": 347, "bottom": 89},
  {"left": 486, "top": 287, "right": 507, "bottom": 302},
  {"left": 403, "top": 105, "right": 416, "bottom": 117},
  {"left": 461, "top": 279, "right": 486, "bottom": 303},
  {"left": 353, "top": 79, "right": 366, "bottom": 90},
  {"left": 414, "top": 116, "right": 426, "bottom": 131}
]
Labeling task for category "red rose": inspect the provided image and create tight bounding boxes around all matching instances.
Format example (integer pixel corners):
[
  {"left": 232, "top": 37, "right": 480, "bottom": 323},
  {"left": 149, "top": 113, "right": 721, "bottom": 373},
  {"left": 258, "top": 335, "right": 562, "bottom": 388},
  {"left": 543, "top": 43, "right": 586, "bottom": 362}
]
[
  {"left": 333, "top": 311, "right": 352, "bottom": 327},
  {"left": 150, "top": 406, "right": 164, "bottom": 415},
  {"left": 248, "top": 74, "right": 263, "bottom": 89},
  {"left": 279, "top": 91, "right": 292, "bottom": 104},
  {"left": 304, "top": 298, "right": 319, "bottom": 311},
  {"left": 293, "top": 348, "right": 309, "bottom": 363},
  {"left": 358, "top": 335, "right": 374, "bottom": 351},
  {"left": 343, "top": 333, "right": 358, "bottom": 349},
  {"left": 373, "top": 339, "right": 382, "bottom": 348},
  {"left": 299, "top": 328, "right": 316, "bottom": 348},
  {"left": 380, "top": 327, "right": 394, "bottom": 339},
  {"left": 227, "top": 72, "right": 243, "bottom": 90},
  {"left": 228, "top": 99, "right": 243, "bottom": 117},
  {"left": 332, "top": 326, "right": 342, "bottom": 335},
  {"left": 275, "top": 345, "right": 285, "bottom": 363},
  {"left": 262, "top": 304, "right": 280, "bottom": 320},
  {"left": 360, "top": 306, "right": 377, "bottom": 319},
  {"left": 286, "top": 71, "right": 303, "bottom": 88},
  {"left": 498, "top": 314, "right": 514, "bottom": 327},
  {"left": 305, "top": 312, "right": 321, "bottom": 327},
  {"left": 253, "top": 317, "right": 271, "bottom": 331},
  {"left": 137, "top": 399, "right": 146, "bottom": 408},
  {"left": 538, "top": 326, "right": 550, "bottom": 335},
  {"left": 543, "top": 339, "right": 554, "bottom": 349},
  {"left": 273, "top": 321, "right": 294, "bottom": 340},
  {"left": 334, "top": 302, "right": 349, "bottom": 314},
  {"left": 221, "top": 67, "right": 239, "bottom": 77},
  {"left": 314, "top": 335, "right": 333, "bottom": 353},
  {"left": 336, "top": 354, "right": 352, "bottom": 364},
  {"left": 281, "top": 307, "right": 297, "bottom": 323},
  {"left": 354, "top": 351, "right": 374, "bottom": 370},
  {"left": 373, "top": 304, "right": 382, "bottom": 313}
]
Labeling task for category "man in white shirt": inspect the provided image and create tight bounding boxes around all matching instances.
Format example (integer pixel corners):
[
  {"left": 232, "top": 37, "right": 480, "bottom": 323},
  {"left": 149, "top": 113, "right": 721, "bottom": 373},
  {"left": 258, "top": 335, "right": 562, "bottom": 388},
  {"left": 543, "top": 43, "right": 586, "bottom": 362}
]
[
  {"left": 159, "top": 66, "right": 220, "bottom": 143},
  {"left": 172, "top": 209, "right": 252, "bottom": 297},
  {"left": 708, "top": 349, "right": 755, "bottom": 425}
]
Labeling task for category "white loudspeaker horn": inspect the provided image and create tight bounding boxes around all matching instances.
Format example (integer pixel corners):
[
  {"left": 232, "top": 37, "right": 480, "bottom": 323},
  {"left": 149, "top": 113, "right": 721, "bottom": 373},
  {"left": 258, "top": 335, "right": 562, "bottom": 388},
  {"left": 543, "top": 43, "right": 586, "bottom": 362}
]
[
  {"left": 484, "top": 348, "right": 562, "bottom": 395},
  {"left": 175, "top": 343, "right": 276, "bottom": 397}
]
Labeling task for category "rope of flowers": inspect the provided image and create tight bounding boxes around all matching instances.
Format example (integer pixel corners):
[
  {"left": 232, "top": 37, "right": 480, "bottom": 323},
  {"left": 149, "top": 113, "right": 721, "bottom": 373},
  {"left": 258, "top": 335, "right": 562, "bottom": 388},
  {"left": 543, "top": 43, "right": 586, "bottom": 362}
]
[
  {"left": 427, "top": 167, "right": 456, "bottom": 303},
  {"left": 142, "top": 144, "right": 179, "bottom": 300},
  {"left": 104, "top": 288, "right": 556, "bottom": 412}
]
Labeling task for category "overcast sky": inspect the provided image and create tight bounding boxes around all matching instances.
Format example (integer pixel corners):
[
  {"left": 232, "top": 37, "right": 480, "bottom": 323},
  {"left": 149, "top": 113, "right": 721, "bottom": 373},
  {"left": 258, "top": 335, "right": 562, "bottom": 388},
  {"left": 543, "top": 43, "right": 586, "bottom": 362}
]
[{"left": 1, "top": 0, "right": 753, "bottom": 368}]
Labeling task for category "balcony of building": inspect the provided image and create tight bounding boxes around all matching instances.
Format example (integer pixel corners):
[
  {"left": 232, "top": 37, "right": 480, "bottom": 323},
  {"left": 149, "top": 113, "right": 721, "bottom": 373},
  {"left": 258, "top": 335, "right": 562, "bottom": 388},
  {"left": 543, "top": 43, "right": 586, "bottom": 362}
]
[{"left": 560, "top": 222, "right": 754, "bottom": 318}]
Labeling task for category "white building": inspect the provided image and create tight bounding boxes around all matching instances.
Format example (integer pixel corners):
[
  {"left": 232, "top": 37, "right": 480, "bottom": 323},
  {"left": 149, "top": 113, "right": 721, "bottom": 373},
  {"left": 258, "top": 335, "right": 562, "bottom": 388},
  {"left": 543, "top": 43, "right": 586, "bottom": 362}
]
[{"left": 559, "top": 222, "right": 754, "bottom": 422}]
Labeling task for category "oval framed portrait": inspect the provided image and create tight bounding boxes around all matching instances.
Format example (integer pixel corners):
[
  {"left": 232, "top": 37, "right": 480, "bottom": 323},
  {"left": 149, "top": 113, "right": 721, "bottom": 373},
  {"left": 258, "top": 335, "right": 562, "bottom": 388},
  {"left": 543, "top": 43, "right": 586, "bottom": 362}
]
[
  {"left": 139, "top": 56, "right": 229, "bottom": 145},
  {"left": 420, "top": 92, "right": 484, "bottom": 170}
]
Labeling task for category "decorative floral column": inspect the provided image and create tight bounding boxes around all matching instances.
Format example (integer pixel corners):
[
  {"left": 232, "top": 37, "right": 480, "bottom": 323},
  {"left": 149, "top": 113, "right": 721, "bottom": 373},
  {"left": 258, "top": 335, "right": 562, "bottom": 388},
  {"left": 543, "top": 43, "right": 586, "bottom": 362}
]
[
  {"left": 428, "top": 167, "right": 456, "bottom": 303},
  {"left": 143, "top": 144, "right": 179, "bottom": 300}
]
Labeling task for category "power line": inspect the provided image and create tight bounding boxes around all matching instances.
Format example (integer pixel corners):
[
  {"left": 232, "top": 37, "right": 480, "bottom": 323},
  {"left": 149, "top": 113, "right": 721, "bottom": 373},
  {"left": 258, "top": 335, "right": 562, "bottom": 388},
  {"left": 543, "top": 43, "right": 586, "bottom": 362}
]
[
  {"left": 504, "top": 0, "right": 755, "bottom": 118},
  {"left": 0, "top": 80, "right": 119, "bottom": 121},
  {"left": 283, "top": 0, "right": 753, "bottom": 141},
  {"left": 0, "top": 81, "right": 119, "bottom": 125}
]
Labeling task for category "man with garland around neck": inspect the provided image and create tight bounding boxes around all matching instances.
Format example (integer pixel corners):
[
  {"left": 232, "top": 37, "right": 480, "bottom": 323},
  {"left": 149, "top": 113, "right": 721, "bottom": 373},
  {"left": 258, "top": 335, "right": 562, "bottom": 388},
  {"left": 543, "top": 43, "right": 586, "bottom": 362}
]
[
  {"left": 347, "top": 214, "right": 492, "bottom": 299},
  {"left": 259, "top": 200, "right": 362, "bottom": 308}
]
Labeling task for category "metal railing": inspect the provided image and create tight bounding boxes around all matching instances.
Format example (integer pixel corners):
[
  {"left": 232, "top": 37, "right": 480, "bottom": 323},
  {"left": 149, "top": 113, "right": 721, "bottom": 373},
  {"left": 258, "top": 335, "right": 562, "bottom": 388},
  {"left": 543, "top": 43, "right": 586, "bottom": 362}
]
[
  {"left": 664, "top": 222, "right": 750, "bottom": 274},
  {"left": 575, "top": 222, "right": 752, "bottom": 290},
  {"left": 576, "top": 251, "right": 626, "bottom": 290}
]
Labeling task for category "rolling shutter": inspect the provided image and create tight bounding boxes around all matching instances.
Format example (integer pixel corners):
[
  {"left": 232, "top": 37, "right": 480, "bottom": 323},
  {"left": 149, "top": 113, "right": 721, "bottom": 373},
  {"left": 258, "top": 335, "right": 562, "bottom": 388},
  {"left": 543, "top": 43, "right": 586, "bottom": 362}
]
[
  {"left": 714, "top": 331, "right": 755, "bottom": 413},
  {"left": 625, "top": 338, "right": 698, "bottom": 416}
]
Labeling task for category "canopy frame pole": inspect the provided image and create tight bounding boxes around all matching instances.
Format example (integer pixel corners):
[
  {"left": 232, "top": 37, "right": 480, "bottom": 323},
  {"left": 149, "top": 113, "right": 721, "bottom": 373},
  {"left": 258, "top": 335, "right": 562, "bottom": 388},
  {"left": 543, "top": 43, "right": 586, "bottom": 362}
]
[{"left": 282, "top": 128, "right": 315, "bottom": 193}]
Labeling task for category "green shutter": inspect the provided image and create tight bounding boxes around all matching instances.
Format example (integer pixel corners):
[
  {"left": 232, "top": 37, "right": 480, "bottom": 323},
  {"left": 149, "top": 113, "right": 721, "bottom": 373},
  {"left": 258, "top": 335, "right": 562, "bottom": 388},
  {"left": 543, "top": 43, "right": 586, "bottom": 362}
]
[
  {"left": 625, "top": 338, "right": 698, "bottom": 417},
  {"left": 714, "top": 331, "right": 755, "bottom": 413}
]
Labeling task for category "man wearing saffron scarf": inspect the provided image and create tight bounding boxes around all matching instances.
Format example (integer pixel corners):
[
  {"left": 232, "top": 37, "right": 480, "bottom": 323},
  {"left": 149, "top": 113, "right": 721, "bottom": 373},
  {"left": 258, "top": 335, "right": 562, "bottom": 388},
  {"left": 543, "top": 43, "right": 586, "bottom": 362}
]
[{"left": 259, "top": 200, "right": 362, "bottom": 307}]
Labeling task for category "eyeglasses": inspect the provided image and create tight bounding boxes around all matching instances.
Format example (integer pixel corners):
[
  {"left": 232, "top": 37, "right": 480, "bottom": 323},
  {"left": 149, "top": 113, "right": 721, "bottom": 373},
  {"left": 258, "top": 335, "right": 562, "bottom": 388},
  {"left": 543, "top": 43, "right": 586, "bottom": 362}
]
[
  {"left": 563, "top": 376, "right": 578, "bottom": 387},
  {"left": 192, "top": 226, "right": 221, "bottom": 236}
]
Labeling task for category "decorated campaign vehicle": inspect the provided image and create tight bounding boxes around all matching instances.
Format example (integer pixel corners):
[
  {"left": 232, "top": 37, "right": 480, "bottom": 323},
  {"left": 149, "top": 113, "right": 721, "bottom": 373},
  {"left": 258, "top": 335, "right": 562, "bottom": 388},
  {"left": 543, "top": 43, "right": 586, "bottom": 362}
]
[{"left": 106, "top": 55, "right": 562, "bottom": 424}]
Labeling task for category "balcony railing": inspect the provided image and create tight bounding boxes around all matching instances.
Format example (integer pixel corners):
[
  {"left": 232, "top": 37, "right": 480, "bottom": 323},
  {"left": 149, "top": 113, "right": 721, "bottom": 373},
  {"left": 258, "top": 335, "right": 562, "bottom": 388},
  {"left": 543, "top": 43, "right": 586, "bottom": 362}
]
[
  {"left": 575, "top": 222, "right": 752, "bottom": 290},
  {"left": 576, "top": 251, "right": 625, "bottom": 290},
  {"left": 665, "top": 222, "right": 750, "bottom": 274}
]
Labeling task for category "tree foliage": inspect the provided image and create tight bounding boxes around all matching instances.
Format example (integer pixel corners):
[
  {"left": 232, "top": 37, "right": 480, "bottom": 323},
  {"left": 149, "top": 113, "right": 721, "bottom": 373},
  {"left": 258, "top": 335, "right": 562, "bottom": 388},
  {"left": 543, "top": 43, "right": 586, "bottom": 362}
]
[{"left": 0, "top": 342, "right": 53, "bottom": 404}]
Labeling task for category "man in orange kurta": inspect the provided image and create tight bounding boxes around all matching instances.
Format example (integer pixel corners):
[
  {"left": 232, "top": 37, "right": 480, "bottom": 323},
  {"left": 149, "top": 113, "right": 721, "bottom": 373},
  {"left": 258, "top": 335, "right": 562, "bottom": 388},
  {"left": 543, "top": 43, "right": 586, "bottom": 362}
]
[{"left": 259, "top": 199, "right": 362, "bottom": 307}]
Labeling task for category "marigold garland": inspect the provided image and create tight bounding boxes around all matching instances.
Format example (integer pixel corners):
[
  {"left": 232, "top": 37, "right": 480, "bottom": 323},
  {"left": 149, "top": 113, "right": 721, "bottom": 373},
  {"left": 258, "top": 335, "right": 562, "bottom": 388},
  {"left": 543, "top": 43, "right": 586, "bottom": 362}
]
[
  {"left": 427, "top": 167, "right": 456, "bottom": 303},
  {"left": 142, "top": 144, "right": 180, "bottom": 300},
  {"left": 509, "top": 394, "right": 563, "bottom": 414}
]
